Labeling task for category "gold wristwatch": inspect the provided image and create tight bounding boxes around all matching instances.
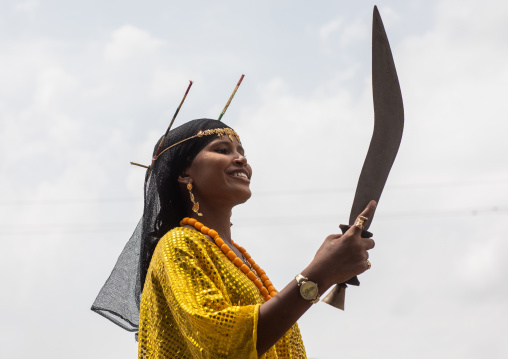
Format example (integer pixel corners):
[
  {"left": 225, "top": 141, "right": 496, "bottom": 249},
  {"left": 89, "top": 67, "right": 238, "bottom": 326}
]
[{"left": 295, "top": 274, "right": 320, "bottom": 303}]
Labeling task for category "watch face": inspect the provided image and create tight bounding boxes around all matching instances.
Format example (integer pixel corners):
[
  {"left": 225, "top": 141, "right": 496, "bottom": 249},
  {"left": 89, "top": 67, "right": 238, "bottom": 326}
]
[{"left": 300, "top": 281, "right": 318, "bottom": 301}]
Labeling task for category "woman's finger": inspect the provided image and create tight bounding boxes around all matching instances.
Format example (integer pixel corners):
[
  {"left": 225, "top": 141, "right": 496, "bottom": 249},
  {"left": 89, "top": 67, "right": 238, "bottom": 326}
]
[
  {"left": 326, "top": 233, "right": 343, "bottom": 241},
  {"left": 363, "top": 237, "right": 375, "bottom": 250},
  {"left": 350, "top": 200, "right": 377, "bottom": 235}
]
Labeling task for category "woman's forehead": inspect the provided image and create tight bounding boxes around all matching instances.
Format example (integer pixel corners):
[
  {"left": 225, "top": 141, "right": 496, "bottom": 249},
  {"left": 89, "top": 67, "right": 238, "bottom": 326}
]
[
  {"left": 209, "top": 135, "right": 242, "bottom": 146},
  {"left": 207, "top": 135, "right": 245, "bottom": 152}
]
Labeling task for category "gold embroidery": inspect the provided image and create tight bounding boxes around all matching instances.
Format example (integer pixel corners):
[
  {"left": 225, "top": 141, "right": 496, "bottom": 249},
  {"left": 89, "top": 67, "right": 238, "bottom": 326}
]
[{"left": 138, "top": 227, "right": 307, "bottom": 358}]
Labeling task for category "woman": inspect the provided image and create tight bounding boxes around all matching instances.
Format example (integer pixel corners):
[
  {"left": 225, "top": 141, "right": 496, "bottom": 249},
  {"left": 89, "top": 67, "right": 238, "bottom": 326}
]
[{"left": 93, "top": 118, "right": 376, "bottom": 358}]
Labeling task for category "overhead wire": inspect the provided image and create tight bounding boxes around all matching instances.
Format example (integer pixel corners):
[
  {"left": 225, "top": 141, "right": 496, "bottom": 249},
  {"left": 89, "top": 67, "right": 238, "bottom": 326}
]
[
  {"left": 1, "top": 178, "right": 507, "bottom": 206},
  {"left": 1, "top": 178, "right": 506, "bottom": 236},
  {"left": 1, "top": 205, "right": 506, "bottom": 236}
]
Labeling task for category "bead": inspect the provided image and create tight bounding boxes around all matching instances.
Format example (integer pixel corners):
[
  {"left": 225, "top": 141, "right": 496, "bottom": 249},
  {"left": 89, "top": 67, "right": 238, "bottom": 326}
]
[
  {"left": 254, "top": 279, "right": 263, "bottom": 289},
  {"left": 233, "top": 258, "right": 243, "bottom": 267},
  {"left": 183, "top": 217, "right": 277, "bottom": 301},
  {"left": 260, "top": 287, "right": 269, "bottom": 297},
  {"left": 220, "top": 244, "right": 231, "bottom": 254},
  {"left": 226, "top": 251, "right": 236, "bottom": 261}
]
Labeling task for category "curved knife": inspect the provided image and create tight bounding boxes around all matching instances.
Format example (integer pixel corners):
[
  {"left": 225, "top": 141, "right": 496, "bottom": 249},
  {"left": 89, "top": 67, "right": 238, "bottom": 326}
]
[{"left": 322, "top": 6, "right": 404, "bottom": 309}]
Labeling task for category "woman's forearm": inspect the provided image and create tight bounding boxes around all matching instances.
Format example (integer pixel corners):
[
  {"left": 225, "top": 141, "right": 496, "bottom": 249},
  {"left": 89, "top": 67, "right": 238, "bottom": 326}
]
[
  {"left": 256, "top": 267, "right": 332, "bottom": 356},
  {"left": 257, "top": 202, "right": 377, "bottom": 355}
]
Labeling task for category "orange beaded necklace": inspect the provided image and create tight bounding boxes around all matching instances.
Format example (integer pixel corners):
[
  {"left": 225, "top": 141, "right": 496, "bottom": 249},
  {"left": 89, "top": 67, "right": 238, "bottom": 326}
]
[{"left": 180, "top": 217, "right": 277, "bottom": 301}]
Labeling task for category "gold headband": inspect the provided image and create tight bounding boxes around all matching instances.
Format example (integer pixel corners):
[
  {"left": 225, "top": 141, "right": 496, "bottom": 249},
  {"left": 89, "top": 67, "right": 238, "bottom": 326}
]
[
  {"left": 130, "top": 128, "right": 241, "bottom": 169},
  {"left": 131, "top": 76, "right": 244, "bottom": 171}
]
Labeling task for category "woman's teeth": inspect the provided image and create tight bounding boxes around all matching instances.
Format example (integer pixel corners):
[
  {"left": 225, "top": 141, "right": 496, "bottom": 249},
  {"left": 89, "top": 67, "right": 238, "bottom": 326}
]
[{"left": 232, "top": 172, "right": 248, "bottom": 179}]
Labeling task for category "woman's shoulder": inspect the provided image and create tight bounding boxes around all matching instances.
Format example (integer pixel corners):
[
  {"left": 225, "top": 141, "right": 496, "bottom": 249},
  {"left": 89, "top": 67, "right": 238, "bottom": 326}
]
[
  {"left": 156, "top": 226, "right": 211, "bottom": 254},
  {"left": 150, "top": 227, "right": 220, "bottom": 273},
  {"left": 162, "top": 226, "right": 206, "bottom": 240}
]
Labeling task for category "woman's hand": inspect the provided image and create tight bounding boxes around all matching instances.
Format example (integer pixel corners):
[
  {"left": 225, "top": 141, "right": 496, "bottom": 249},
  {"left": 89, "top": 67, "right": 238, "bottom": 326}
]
[
  {"left": 302, "top": 200, "right": 377, "bottom": 290},
  {"left": 256, "top": 200, "right": 377, "bottom": 355}
]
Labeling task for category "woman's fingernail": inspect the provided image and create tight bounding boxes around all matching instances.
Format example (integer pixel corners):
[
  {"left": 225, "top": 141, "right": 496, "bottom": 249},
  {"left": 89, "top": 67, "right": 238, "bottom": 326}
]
[{"left": 370, "top": 200, "right": 377, "bottom": 207}]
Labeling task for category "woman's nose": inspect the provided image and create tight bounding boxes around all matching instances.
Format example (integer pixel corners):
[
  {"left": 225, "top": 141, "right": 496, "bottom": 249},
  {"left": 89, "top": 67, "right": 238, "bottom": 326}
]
[{"left": 234, "top": 154, "right": 247, "bottom": 165}]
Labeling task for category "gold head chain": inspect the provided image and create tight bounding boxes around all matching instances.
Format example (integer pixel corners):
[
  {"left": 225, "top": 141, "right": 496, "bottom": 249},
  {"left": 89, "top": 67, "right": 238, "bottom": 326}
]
[{"left": 130, "top": 75, "right": 244, "bottom": 171}]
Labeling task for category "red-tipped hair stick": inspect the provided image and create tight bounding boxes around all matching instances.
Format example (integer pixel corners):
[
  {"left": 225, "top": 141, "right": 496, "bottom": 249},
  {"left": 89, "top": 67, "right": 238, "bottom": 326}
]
[
  {"left": 166, "top": 80, "right": 193, "bottom": 136},
  {"left": 218, "top": 74, "right": 244, "bottom": 121}
]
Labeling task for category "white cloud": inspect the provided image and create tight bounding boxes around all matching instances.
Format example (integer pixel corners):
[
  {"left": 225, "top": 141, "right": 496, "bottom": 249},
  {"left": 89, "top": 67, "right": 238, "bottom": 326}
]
[
  {"left": 339, "top": 18, "right": 369, "bottom": 46},
  {"left": 318, "top": 16, "right": 368, "bottom": 52},
  {"left": 2, "top": 1, "right": 508, "bottom": 358},
  {"left": 319, "top": 18, "right": 342, "bottom": 41},
  {"left": 104, "top": 25, "right": 165, "bottom": 63},
  {"left": 149, "top": 68, "right": 189, "bottom": 99},
  {"left": 14, "top": 0, "right": 39, "bottom": 12},
  {"left": 34, "top": 67, "right": 79, "bottom": 110}
]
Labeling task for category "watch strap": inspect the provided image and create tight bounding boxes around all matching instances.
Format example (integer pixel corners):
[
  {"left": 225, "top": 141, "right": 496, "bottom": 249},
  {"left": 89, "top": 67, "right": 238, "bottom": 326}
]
[{"left": 295, "top": 273, "right": 308, "bottom": 285}]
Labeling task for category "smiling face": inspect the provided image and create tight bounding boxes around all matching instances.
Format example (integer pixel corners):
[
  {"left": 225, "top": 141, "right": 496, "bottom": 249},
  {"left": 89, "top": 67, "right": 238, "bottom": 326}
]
[{"left": 180, "top": 135, "right": 252, "bottom": 210}]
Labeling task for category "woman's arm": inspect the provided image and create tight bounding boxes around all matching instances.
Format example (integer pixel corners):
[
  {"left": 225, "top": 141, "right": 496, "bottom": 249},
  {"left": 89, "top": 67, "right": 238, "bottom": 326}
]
[{"left": 256, "top": 201, "right": 377, "bottom": 355}]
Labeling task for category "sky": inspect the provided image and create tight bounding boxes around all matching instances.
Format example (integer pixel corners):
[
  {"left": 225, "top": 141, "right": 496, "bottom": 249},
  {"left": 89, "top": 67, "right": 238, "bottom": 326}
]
[{"left": 1, "top": 0, "right": 507, "bottom": 358}]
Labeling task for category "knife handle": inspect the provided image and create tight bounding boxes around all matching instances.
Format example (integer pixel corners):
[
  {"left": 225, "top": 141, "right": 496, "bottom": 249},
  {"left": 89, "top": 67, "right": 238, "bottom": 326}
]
[
  {"left": 321, "top": 225, "right": 373, "bottom": 309},
  {"left": 339, "top": 224, "right": 373, "bottom": 284},
  {"left": 339, "top": 224, "right": 373, "bottom": 237}
]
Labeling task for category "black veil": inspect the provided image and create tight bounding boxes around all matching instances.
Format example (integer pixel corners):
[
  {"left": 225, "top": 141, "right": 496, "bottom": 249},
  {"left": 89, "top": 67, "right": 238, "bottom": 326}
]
[{"left": 91, "top": 118, "right": 236, "bottom": 331}]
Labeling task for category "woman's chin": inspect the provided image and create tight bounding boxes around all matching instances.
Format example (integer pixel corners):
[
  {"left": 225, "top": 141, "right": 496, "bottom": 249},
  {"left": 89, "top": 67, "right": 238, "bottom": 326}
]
[{"left": 232, "top": 188, "right": 251, "bottom": 205}]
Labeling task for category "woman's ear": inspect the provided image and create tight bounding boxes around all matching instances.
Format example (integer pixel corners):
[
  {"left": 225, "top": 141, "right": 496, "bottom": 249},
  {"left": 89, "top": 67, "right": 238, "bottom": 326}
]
[{"left": 178, "top": 172, "right": 190, "bottom": 185}]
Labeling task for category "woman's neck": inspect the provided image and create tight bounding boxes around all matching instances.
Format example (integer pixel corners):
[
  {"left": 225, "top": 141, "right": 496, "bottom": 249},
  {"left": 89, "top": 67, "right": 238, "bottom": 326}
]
[{"left": 186, "top": 204, "right": 233, "bottom": 243}]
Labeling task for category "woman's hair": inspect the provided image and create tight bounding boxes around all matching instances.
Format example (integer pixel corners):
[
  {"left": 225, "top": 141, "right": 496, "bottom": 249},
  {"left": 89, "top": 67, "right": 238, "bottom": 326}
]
[{"left": 140, "top": 119, "right": 235, "bottom": 289}]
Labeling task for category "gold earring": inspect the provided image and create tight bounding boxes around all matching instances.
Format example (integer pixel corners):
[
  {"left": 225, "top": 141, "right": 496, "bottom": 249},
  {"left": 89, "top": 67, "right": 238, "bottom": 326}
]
[{"left": 187, "top": 182, "right": 203, "bottom": 217}]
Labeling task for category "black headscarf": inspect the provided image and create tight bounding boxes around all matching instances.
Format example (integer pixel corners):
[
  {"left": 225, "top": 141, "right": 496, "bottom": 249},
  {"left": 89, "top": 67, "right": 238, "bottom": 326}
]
[{"left": 91, "top": 119, "right": 236, "bottom": 331}]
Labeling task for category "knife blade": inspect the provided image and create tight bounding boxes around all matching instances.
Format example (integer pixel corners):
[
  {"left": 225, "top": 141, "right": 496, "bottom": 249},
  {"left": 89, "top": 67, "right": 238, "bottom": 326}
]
[{"left": 322, "top": 5, "right": 404, "bottom": 309}]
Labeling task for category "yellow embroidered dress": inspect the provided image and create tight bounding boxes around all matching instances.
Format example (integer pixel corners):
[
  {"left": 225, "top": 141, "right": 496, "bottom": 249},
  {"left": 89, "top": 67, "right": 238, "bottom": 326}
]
[{"left": 138, "top": 227, "right": 307, "bottom": 358}]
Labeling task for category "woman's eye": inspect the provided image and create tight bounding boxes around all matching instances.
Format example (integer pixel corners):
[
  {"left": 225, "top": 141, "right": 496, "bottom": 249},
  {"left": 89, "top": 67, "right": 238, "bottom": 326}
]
[{"left": 215, "top": 148, "right": 228, "bottom": 154}]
